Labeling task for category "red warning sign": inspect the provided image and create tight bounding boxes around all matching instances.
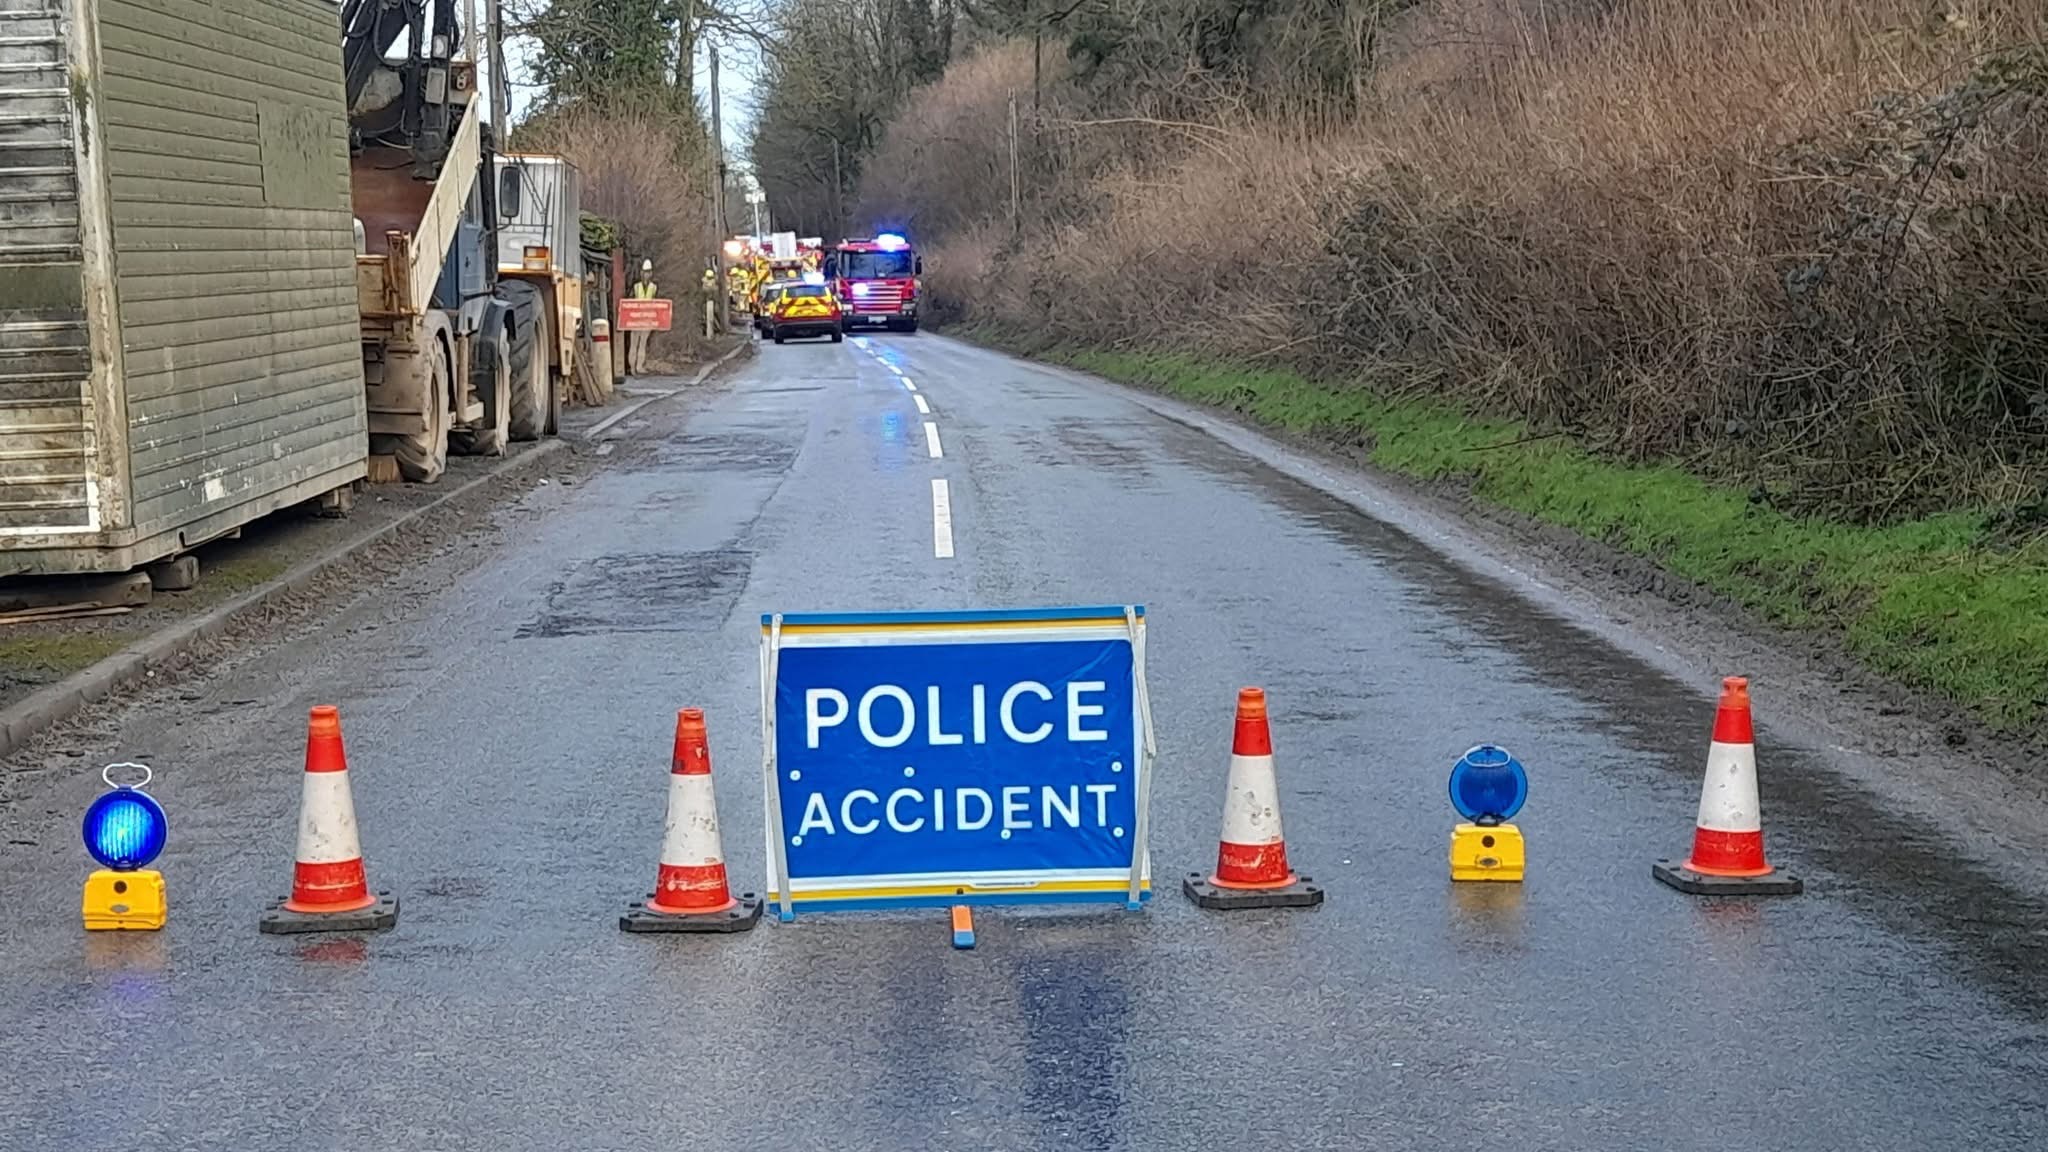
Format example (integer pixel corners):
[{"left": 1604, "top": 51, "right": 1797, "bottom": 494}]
[{"left": 616, "top": 299, "right": 674, "bottom": 332}]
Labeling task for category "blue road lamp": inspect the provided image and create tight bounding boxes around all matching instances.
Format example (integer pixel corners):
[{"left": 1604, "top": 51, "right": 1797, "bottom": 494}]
[
  {"left": 1448, "top": 745, "right": 1527, "bottom": 883},
  {"left": 82, "top": 763, "right": 168, "bottom": 931}
]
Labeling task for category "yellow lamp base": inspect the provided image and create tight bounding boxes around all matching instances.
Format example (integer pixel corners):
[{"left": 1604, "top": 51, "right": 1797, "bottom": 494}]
[
  {"left": 1450, "top": 823, "right": 1525, "bottom": 882},
  {"left": 83, "top": 869, "right": 166, "bottom": 931}
]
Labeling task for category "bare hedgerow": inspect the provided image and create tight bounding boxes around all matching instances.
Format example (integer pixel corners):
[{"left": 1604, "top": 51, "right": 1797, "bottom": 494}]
[
  {"left": 865, "top": 0, "right": 2048, "bottom": 523},
  {"left": 1313, "top": 0, "right": 2048, "bottom": 519},
  {"left": 516, "top": 101, "right": 721, "bottom": 363}
]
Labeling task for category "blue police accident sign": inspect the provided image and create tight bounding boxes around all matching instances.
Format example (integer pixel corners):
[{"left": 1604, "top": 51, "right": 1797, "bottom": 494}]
[{"left": 760, "top": 607, "right": 1155, "bottom": 918}]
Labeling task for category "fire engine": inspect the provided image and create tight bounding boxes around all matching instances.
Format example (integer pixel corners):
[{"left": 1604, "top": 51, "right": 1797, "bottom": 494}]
[{"left": 830, "top": 234, "right": 923, "bottom": 332}]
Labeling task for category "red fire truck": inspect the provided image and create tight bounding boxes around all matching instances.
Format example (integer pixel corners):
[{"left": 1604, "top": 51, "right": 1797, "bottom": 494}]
[{"left": 829, "top": 233, "right": 923, "bottom": 332}]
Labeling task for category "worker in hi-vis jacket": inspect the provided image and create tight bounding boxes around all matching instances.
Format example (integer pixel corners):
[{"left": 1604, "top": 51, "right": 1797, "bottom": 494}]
[{"left": 628, "top": 260, "right": 656, "bottom": 375}]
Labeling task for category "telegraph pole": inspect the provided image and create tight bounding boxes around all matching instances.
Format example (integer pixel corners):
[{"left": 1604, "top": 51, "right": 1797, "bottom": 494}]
[
  {"left": 486, "top": 0, "right": 508, "bottom": 142},
  {"left": 708, "top": 44, "right": 728, "bottom": 333},
  {"left": 832, "top": 137, "right": 844, "bottom": 239},
  {"left": 1008, "top": 91, "right": 1020, "bottom": 236},
  {"left": 709, "top": 46, "right": 727, "bottom": 238}
]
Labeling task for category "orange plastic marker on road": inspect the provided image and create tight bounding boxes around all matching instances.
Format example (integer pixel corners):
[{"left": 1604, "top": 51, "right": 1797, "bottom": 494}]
[
  {"left": 1653, "top": 678, "right": 1803, "bottom": 896},
  {"left": 621, "top": 708, "right": 764, "bottom": 932},
  {"left": 260, "top": 706, "right": 398, "bottom": 934},
  {"left": 1183, "top": 687, "right": 1324, "bottom": 910}
]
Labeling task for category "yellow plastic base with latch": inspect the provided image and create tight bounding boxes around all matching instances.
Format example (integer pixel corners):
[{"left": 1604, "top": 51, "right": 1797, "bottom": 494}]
[
  {"left": 1450, "top": 823, "right": 1525, "bottom": 882},
  {"left": 82, "top": 869, "right": 166, "bottom": 931}
]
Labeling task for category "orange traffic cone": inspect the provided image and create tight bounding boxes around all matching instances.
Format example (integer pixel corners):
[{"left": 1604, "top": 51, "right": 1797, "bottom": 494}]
[
  {"left": 260, "top": 706, "right": 399, "bottom": 933},
  {"left": 1653, "top": 678, "right": 1802, "bottom": 895},
  {"left": 1184, "top": 688, "right": 1324, "bottom": 910},
  {"left": 621, "top": 708, "right": 762, "bottom": 932}
]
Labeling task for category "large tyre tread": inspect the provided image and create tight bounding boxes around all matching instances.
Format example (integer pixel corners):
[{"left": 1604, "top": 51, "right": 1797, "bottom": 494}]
[
  {"left": 378, "top": 338, "right": 450, "bottom": 484},
  {"left": 502, "top": 280, "right": 549, "bottom": 441}
]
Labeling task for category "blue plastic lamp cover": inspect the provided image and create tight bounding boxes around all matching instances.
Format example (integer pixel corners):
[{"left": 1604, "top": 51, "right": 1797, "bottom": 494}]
[
  {"left": 82, "top": 788, "right": 167, "bottom": 871},
  {"left": 1449, "top": 744, "right": 1528, "bottom": 822}
]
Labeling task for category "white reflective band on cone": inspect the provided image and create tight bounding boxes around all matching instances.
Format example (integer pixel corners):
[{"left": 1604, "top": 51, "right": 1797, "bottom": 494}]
[
  {"left": 295, "top": 770, "right": 364, "bottom": 864},
  {"left": 1218, "top": 753, "right": 1284, "bottom": 846},
  {"left": 660, "top": 773, "right": 725, "bottom": 867},
  {"left": 1694, "top": 741, "right": 1762, "bottom": 833}
]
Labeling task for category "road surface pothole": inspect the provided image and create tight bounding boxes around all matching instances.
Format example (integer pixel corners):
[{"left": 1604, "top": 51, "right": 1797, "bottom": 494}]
[
  {"left": 649, "top": 432, "right": 800, "bottom": 475},
  {"left": 517, "top": 550, "right": 752, "bottom": 637}
]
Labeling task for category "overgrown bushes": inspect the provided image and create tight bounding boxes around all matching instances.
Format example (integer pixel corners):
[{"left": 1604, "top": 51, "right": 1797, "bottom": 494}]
[
  {"left": 515, "top": 102, "right": 722, "bottom": 362},
  {"left": 865, "top": 0, "right": 2048, "bottom": 522}
]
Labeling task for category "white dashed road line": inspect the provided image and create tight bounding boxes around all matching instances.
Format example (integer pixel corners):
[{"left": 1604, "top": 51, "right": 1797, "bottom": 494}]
[
  {"left": 879, "top": 353, "right": 949, "bottom": 556},
  {"left": 931, "top": 478, "right": 955, "bottom": 559}
]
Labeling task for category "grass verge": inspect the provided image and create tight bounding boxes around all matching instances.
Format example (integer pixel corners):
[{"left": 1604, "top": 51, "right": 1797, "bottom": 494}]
[
  {"left": 207, "top": 556, "right": 290, "bottom": 595},
  {"left": 990, "top": 335, "right": 2048, "bottom": 729},
  {"left": 0, "top": 634, "right": 128, "bottom": 685}
]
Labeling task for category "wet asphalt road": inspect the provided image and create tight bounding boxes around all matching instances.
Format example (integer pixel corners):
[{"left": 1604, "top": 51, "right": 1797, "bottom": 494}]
[{"left": 2, "top": 333, "right": 2046, "bottom": 1150}]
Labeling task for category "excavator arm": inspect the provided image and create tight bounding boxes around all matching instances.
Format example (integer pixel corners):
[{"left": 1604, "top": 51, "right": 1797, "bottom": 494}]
[{"left": 341, "top": 0, "right": 463, "bottom": 175}]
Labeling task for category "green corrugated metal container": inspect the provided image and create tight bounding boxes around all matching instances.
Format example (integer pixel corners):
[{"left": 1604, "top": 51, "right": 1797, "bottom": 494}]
[{"left": 0, "top": 0, "right": 365, "bottom": 577}]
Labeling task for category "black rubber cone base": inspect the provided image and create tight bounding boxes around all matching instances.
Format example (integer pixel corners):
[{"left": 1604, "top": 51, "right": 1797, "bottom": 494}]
[
  {"left": 620, "top": 892, "right": 764, "bottom": 933},
  {"left": 1652, "top": 860, "right": 1803, "bottom": 896},
  {"left": 1182, "top": 871, "right": 1325, "bottom": 910},
  {"left": 260, "top": 891, "right": 399, "bottom": 934}
]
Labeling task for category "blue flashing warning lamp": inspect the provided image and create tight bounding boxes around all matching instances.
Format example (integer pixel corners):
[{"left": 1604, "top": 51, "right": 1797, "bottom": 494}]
[
  {"left": 1449, "top": 744, "right": 1527, "bottom": 824},
  {"left": 1448, "top": 745, "right": 1527, "bottom": 882},
  {"left": 875, "top": 232, "right": 909, "bottom": 251},
  {"left": 82, "top": 763, "right": 168, "bottom": 930},
  {"left": 84, "top": 780, "right": 167, "bottom": 870}
]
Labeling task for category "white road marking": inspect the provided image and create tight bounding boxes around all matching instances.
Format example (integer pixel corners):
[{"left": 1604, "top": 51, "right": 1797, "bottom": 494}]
[
  {"left": 923, "top": 421, "right": 943, "bottom": 459},
  {"left": 931, "top": 479, "right": 955, "bottom": 559},
  {"left": 913, "top": 394, "right": 930, "bottom": 414},
  {"left": 888, "top": 364, "right": 904, "bottom": 376},
  {"left": 902, "top": 379, "right": 917, "bottom": 392}
]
